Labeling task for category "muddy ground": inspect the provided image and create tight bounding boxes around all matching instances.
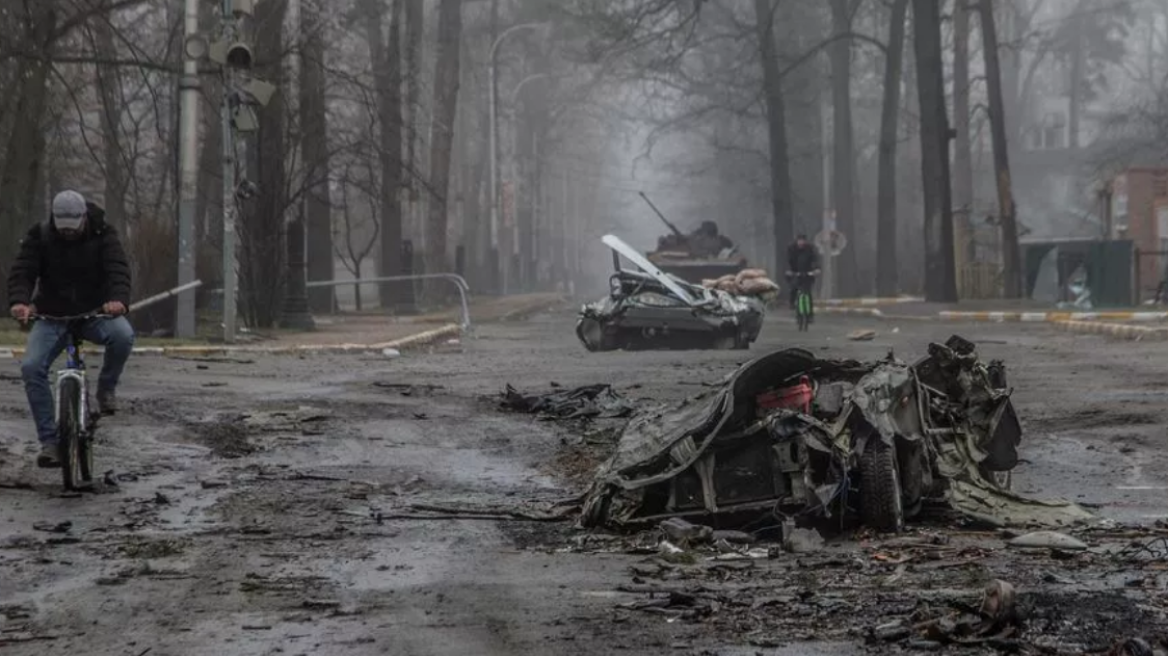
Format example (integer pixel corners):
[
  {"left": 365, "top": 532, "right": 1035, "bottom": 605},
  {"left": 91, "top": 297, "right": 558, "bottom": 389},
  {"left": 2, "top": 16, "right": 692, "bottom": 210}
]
[{"left": 1, "top": 310, "right": 1167, "bottom": 655}]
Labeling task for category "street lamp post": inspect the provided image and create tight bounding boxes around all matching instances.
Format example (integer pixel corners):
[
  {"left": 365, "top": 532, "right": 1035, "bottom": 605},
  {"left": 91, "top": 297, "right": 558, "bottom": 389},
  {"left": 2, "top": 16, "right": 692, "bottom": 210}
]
[
  {"left": 489, "top": 22, "right": 544, "bottom": 295},
  {"left": 508, "top": 72, "right": 550, "bottom": 292}
]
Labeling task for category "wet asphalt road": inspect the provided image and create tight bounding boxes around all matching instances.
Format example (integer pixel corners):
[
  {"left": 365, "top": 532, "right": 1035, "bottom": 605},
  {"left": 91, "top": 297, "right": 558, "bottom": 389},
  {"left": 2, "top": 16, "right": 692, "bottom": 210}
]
[{"left": 1, "top": 308, "right": 1167, "bottom": 655}]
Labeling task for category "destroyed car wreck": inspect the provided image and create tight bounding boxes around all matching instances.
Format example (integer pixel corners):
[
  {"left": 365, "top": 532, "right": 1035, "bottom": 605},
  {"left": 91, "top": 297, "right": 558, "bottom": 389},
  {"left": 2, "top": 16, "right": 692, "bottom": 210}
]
[
  {"left": 576, "top": 235, "right": 768, "bottom": 352},
  {"left": 580, "top": 336, "right": 1093, "bottom": 532}
]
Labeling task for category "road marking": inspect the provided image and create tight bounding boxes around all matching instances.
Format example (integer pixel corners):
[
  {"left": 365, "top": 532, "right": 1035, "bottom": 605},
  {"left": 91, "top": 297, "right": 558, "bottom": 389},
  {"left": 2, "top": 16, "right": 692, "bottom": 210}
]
[{"left": 1115, "top": 485, "right": 1168, "bottom": 490}]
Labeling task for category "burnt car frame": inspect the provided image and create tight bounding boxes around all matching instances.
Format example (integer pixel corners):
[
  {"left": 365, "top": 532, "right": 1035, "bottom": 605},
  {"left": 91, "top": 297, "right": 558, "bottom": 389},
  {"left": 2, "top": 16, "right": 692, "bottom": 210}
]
[{"left": 580, "top": 337, "right": 1085, "bottom": 534}]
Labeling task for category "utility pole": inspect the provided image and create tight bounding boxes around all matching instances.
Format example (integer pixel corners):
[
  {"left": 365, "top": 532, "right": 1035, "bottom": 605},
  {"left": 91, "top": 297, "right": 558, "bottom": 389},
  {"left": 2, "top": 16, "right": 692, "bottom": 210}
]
[
  {"left": 220, "top": 0, "right": 240, "bottom": 343},
  {"left": 209, "top": 0, "right": 275, "bottom": 341},
  {"left": 176, "top": 0, "right": 201, "bottom": 338}
]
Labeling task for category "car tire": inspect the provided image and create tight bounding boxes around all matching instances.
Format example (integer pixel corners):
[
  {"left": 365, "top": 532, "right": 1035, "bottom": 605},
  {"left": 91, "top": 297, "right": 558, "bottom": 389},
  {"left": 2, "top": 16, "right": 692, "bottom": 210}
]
[{"left": 860, "top": 440, "right": 904, "bottom": 532}]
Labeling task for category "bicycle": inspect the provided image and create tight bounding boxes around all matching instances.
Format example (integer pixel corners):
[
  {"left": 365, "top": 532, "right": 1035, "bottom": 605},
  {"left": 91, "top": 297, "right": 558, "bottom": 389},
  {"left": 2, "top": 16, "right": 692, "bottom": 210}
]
[
  {"left": 29, "top": 311, "right": 110, "bottom": 490},
  {"left": 789, "top": 272, "right": 817, "bottom": 332}
]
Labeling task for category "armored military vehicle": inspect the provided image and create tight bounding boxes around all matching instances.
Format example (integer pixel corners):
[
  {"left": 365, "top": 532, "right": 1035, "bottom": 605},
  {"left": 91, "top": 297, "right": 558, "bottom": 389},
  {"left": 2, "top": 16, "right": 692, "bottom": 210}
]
[{"left": 639, "top": 192, "right": 748, "bottom": 284}]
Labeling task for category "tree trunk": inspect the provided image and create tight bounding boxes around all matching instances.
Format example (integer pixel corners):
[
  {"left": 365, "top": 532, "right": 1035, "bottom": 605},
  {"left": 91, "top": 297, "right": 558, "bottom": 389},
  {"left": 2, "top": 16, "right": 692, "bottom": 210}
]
[
  {"left": 92, "top": 17, "right": 128, "bottom": 225},
  {"left": 952, "top": 0, "right": 974, "bottom": 289},
  {"left": 0, "top": 6, "right": 56, "bottom": 305},
  {"left": 423, "top": 0, "right": 463, "bottom": 299},
  {"left": 876, "top": 0, "right": 908, "bottom": 298},
  {"left": 466, "top": 106, "right": 490, "bottom": 282},
  {"left": 364, "top": 0, "right": 405, "bottom": 310},
  {"left": 912, "top": 0, "right": 957, "bottom": 303},
  {"left": 1067, "top": 0, "right": 1086, "bottom": 150},
  {"left": 829, "top": 0, "right": 858, "bottom": 296},
  {"left": 301, "top": 1, "right": 333, "bottom": 313},
  {"left": 403, "top": 0, "right": 424, "bottom": 250},
  {"left": 978, "top": 0, "right": 1022, "bottom": 299},
  {"left": 239, "top": 0, "right": 289, "bottom": 327},
  {"left": 753, "top": 0, "right": 794, "bottom": 273}
]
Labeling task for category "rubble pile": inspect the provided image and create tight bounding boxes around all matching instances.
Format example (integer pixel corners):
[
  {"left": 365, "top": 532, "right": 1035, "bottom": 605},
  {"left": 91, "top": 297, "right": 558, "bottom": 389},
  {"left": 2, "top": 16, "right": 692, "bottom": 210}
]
[
  {"left": 580, "top": 336, "right": 1093, "bottom": 533},
  {"left": 500, "top": 383, "right": 636, "bottom": 421}
]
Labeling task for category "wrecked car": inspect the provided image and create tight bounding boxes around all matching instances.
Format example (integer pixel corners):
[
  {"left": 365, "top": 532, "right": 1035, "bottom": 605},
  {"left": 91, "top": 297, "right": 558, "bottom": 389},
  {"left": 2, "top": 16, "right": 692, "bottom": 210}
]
[
  {"left": 576, "top": 234, "right": 767, "bottom": 352},
  {"left": 580, "top": 336, "right": 1092, "bottom": 533}
]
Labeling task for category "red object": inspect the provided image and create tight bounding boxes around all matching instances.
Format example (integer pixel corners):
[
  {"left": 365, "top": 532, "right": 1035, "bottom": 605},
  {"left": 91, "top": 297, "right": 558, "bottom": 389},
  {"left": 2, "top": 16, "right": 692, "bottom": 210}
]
[{"left": 757, "top": 376, "right": 814, "bottom": 414}]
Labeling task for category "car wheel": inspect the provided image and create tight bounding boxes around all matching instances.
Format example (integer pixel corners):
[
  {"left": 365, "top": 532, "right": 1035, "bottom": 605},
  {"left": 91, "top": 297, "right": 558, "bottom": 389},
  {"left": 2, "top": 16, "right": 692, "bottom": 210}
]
[{"left": 860, "top": 440, "right": 904, "bottom": 533}]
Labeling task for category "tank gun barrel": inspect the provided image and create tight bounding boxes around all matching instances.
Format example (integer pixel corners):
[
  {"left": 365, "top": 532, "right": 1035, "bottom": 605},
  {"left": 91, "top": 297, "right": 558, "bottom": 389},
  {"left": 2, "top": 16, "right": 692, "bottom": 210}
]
[{"left": 639, "top": 191, "right": 684, "bottom": 238}]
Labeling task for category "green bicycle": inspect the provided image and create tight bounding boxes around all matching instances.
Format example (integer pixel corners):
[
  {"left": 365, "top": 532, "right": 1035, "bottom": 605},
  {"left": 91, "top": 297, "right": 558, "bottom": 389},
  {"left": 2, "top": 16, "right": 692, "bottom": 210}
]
[{"left": 792, "top": 272, "right": 817, "bottom": 332}]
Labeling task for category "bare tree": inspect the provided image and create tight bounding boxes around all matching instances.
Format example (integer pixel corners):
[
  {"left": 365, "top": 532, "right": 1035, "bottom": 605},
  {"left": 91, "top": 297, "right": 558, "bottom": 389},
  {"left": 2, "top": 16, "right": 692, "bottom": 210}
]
[
  {"left": 238, "top": 0, "right": 290, "bottom": 327},
  {"left": 952, "top": 0, "right": 973, "bottom": 280},
  {"left": 876, "top": 0, "right": 908, "bottom": 297},
  {"left": 334, "top": 163, "right": 381, "bottom": 312},
  {"left": 829, "top": 0, "right": 859, "bottom": 296},
  {"left": 912, "top": 0, "right": 956, "bottom": 303},
  {"left": 0, "top": 5, "right": 56, "bottom": 303},
  {"left": 302, "top": 0, "right": 333, "bottom": 313},
  {"left": 361, "top": 0, "right": 406, "bottom": 310},
  {"left": 423, "top": 0, "right": 464, "bottom": 297},
  {"left": 979, "top": 0, "right": 1021, "bottom": 299},
  {"left": 753, "top": 0, "right": 793, "bottom": 271}
]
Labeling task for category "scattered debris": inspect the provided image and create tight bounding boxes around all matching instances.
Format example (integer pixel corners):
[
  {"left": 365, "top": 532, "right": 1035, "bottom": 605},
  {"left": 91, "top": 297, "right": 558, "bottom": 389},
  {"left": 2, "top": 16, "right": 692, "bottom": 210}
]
[
  {"left": 32, "top": 521, "right": 72, "bottom": 534},
  {"left": 382, "top": 348, "right": 401, "bottom": 359},
  {"left": 848, "top": 329, "right": 877, "bottom": 341},
  {"left": 500, "top": 383, "right": 635, "bottom": 420},
  {"left": 1007, "top": 530, "right": 1088, "bottom": 551},
  {"left": 659, "top": 518, "right": 713, "bottom": 546},
  {"left": 782, "top": 523, "right": 825, "bottom": 554}
]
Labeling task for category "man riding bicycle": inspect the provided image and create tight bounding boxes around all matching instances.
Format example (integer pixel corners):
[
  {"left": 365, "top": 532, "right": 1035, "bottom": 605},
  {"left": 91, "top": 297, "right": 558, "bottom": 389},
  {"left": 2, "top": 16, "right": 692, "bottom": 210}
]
[
  {"left": 7, "top": 190, "right": 134, "bottom": 468},
  {"left": 786, "top": 234, "right": 821, "bottom": 318}
]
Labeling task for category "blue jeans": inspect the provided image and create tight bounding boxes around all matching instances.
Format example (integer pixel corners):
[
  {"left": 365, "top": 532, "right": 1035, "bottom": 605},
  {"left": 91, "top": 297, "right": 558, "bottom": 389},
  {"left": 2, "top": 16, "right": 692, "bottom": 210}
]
[{"left": 20, "top": 317, "right": 135, "bottom": 444}]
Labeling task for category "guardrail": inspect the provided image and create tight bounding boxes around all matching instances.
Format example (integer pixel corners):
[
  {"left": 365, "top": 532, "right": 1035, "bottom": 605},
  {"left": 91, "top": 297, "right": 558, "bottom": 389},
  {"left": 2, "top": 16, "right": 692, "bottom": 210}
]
[
  {"left": 307, "top": 273, "right": 472, "bottom": 332},
  {"left": 208, "top": 273, "right": 473, "bottom": 332}
]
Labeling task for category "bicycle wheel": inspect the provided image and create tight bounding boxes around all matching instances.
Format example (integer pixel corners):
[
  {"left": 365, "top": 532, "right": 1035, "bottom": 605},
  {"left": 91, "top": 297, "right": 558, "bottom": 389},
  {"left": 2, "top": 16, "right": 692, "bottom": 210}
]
[
  {"left": 57, "top": 378, "right": 89, "bottom": 490},
  {"left": 796, "top": 293, "right": 810, "bottom": 331}
]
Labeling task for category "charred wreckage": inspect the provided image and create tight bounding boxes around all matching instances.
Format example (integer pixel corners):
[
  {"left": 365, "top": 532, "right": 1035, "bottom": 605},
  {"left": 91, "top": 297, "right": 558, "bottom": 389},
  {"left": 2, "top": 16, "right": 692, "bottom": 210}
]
[
  {"left": 576, "top": 235, "right": 778, "bottom": 352},
  {"left": 576, "top": 335, "right": 1091, "bottom": 533}
]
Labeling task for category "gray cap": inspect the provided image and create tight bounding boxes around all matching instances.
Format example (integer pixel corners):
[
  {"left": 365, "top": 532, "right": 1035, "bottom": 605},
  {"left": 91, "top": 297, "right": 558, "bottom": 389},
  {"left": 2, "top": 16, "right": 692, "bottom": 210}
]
[{"left": 51, "top": 190, "right": 87, "bottom": 231}]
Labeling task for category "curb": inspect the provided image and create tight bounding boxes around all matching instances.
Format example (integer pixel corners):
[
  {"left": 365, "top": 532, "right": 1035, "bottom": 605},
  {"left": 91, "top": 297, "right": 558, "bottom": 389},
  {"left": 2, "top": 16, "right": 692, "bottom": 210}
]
[
  {"left": 0, "top": 323, "right": 462, "bottom": 359},
  {"left": 823, "top": 307, "right": 1168, "bottom": 324},
  {"left": 939, "top": 311, "right": 1168, "bottom": 323},
  {"left": 822, "top": 296, "right": 924, "bottom": 307},
  {"left": 498, "top": 296, "right": 569, "bottom": 322},
  {"left": 1053, "top": 320, "right": 1168, "bottom": 341},
  {"left": 820, "top": 307, "right": 936, "bottom": 322}
]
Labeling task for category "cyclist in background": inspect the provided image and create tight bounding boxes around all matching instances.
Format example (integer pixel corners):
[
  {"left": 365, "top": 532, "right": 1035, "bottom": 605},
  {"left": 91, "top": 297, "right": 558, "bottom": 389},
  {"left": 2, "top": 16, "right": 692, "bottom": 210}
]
[
  {"left": 7, "top": 190, "right": 134, "bottom": 468},
  {"left": 786, "top": 234, "right": 821, "bottom": 317}
]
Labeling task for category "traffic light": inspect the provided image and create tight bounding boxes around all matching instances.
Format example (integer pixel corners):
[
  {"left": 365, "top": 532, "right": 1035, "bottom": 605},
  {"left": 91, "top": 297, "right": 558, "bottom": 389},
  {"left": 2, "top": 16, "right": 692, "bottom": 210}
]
[{"left": 209, "top": 38, "right": 252, "bottom": 69}]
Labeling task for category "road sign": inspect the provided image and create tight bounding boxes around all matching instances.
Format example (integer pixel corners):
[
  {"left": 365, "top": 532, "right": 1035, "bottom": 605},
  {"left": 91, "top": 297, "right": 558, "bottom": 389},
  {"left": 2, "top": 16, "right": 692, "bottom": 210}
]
[{"left": 815, "top": 229, "right": 847, "bottom": 256}]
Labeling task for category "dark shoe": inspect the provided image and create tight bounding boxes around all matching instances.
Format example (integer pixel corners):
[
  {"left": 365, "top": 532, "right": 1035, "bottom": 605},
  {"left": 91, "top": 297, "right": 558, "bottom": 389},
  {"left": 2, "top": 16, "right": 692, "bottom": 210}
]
[
  {"left": 37, "top": 443, "right": 61, "bottom": 468},
  {"left": 96, "top": 388, "right": 117, "bottom": 415}
]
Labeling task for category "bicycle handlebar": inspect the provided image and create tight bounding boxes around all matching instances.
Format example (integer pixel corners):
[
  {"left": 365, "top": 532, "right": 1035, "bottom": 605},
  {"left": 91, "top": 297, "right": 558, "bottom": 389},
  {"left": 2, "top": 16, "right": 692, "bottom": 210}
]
[{"left": 29, "top": 311, "right": 114, "bottom": 322}]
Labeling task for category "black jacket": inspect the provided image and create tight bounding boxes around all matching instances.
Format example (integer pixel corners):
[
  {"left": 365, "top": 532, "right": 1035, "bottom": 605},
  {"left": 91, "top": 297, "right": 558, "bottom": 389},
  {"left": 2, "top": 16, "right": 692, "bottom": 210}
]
[
  {"left": 7, "top": 202, "right": 132, "bottom": 315},
  {"left": 787, "top": 243, "right": 819, "bottom": 274}
]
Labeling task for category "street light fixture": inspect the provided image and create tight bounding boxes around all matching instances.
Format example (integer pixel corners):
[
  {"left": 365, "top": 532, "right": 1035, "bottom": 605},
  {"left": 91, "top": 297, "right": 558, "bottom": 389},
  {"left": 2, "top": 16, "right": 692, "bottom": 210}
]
[{"left": 489, "top": 21, "right": 547, "bottom": 295}]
